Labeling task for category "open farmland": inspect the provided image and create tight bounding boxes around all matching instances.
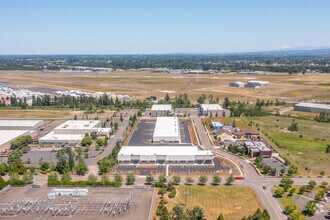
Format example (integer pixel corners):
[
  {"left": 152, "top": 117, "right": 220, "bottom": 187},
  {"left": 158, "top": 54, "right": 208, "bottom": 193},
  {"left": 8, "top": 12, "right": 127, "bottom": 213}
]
[
  {"left": 1, "top": 71, "right": 330, "bottom": 102},
  {"left": 167, "top": 185, "right": 263, "bottom": 220},
  {"left": 248, "top": 116, "right": 330, "bottom": 176},
  {"left": 0, "top": 110, "right": 72, "bottom": 118}
]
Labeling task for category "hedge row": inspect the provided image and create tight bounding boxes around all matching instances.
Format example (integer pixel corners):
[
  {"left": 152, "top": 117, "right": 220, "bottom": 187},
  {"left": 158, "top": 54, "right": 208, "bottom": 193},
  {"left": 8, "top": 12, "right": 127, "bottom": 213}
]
[
  {"left": 48, "top": 180, "right": 121, "bottom": 187},
  {"left": 11, "top": 135, "right": 32, "bottom": 150}
]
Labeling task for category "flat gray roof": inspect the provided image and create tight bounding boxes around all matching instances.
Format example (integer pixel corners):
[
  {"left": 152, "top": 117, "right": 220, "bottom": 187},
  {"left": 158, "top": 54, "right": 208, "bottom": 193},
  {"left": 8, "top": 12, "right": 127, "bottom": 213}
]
[{"left": 295, "top": 102, "right": 330, "bottom": 110}]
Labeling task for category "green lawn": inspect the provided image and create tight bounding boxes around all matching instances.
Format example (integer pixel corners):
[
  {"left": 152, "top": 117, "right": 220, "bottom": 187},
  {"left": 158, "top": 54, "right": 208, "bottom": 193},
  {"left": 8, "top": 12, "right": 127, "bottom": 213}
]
[
  {"left": 249, "top": 116, "right": 330, "bottom": 176},
  {"left": 167, "top": 185, "right": 263, "bottom": 220}
]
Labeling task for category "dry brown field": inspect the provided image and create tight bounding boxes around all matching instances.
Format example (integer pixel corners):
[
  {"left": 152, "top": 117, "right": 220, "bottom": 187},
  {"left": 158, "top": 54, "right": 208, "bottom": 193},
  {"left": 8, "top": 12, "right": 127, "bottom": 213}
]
[{"left": 1, "top": 70, "right": 329, "bottom": 102}]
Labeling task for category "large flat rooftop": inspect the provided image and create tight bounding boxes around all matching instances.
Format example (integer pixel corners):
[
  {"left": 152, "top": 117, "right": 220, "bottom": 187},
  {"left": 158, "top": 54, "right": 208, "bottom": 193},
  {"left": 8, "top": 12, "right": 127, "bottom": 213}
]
[
  {"left": 200, "top": 104, "right": 224, "bottom": 111},
  {"left": 0, "top": 130, "right": 30, "bottom": 146},
  {"left": 153, "top": 117, "right": 180, "bottom": 138},
  {"left": 151, "top": 104, "right": 172, "bottom": 111},
  {"left": 54, "top": 120, "right": 100, "bottom": 130},
  {"left": 0, "top": 119, "right": 43, "bottom": 128},
  {"left": 119, "top": 146, "right": 212, "bottom": 156},
  {"left": 295, "top": 102, "right": 330, "bottom": 110}
]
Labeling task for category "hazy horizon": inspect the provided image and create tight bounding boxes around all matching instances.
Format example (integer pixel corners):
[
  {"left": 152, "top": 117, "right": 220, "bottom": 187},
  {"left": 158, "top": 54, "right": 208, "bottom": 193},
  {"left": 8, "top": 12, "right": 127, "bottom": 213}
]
[{"left": 1, "top": 0, "right": 330, "bottom": 55}]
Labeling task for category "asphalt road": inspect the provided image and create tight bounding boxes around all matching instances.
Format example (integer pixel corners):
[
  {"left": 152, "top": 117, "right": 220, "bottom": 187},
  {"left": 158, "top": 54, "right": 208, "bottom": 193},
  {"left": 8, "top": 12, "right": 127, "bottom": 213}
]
[{"left": 193, "top": 117, "right": 287, "bottom": 220}]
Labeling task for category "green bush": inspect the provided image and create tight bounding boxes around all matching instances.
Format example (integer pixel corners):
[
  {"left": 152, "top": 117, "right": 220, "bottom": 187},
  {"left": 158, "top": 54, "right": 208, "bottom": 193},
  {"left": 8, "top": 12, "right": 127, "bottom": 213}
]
[
  {"left": 11, "top": 135, "right": 32, "bottom": 150},
  {"left": 168, "top": 189, "right": 177, "bottom": 198}
]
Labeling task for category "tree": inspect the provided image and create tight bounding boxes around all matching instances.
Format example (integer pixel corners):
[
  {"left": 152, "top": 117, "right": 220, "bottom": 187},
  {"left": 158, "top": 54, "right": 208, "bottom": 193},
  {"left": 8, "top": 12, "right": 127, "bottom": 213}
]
[
  {"left": 187, "top": 206, "right": 206, "bottom": 220},
  {"left": 75, "top": 159, "right": 88, "bottom": 175},
  {"left": 185, "top": 176, "right": 194, "bottom": 185},
  {"left": 0, "top": 176, "right": 5, "bottom": 189},
  {"left": 172, "top": 175, "right": 181, "bottom": 185},
  {"left": 158, "top": 188, "right": 166, "bottom": 198},
  {"left": 315, "top": 190, "right": 325, "bottom": 201},
  {"left": 304, "top": 201, "right": 316, "bottom": 216},
  {"left": 289, "top": 188, "right": 296, "bottom": 196},
  {"left": 158, "top": 174, "right": 167, "bottom": 183},
  {"left": 298, "top": 185, "right": 306, "bottom": 195},
  {"left": 289, "top": 210, "right": 305, "bottom": 220},
  {"left": 288, "top": 119, "right": 298, "bottom": 131},
  {"left": 126, "top": 173, "right": 135, "bottom": 185},
  {"left": 280, "top": 178, "right": 294, "bottom": 187},
  {"left": 320, "top": 170, "right": 325, "bottom": 176},
  {"left": 308, "top": 180, "right": 316, "bottom": 188},
  {"left": 96, "top": 138, "right": 105, "bottom": 146},
  {"left": 40, "top": 162, "right": 50, "bottom": 171},
  {"left": 288, "top": 165, "right": 298, "bottom": 175},
  {"left": 165, "top": 93, "right": 170, "bottom": 102},
  {"left": 56, "top": 147, "right": 75, "bottom": 174},
  {"left": 212, "top": 175, "right": 221, "bottom": 185},
  {"left": 284, "top": 204, "right": 296, "bottom": 215},
  {"left": 170, "top": 205, "right": 187, "bottom": 220},
  {"left": 48, "top": 172, "right": 59, "bottom": 182},
  {"left": 320, "top": 181, "right": 328, "bottom": 188},
  {"left": 326, "top": 144, "right": 330, "bottom": 153},
  {"left": 198, "top": 175, "right": 208, "bottom": 185},
  {"left": 146, "top": 175, "right": 154, "bottom": 185},
  {"left": 114, "top": 173, "right": 123, "bottom": 183},
  {"left": 216, "top": 214, "right": 225, "bottom": 220},
  {"left": 81, "top": 134, "right": 92, "bottom": 146},
  {"left": 61, "top": 173, "right": 72, "bottom": 182},
  {"left": 22, "top": 170, "right": 34, "bottom": 184},
  {"left": 280, "top": 167, "right": 285, "bottom": 175},
  {"left": 87, "top": 173, "right": 98, "bottom": 183},
  {"left": 225, "top": 174, "right": 234, "bottom": 185},
  {"left": 274, "top": 187, "right": 284, "bottom": 197}
]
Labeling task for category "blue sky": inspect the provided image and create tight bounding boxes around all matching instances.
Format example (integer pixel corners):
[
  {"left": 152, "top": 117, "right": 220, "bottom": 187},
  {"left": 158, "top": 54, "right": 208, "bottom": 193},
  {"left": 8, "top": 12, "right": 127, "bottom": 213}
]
[{"left": 0, "top": 0, "right": 330, "bottom": 54}]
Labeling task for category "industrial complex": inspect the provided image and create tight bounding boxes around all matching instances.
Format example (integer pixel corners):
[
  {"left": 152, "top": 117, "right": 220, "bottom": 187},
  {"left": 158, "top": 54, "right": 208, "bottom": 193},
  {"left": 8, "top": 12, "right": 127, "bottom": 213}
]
[{"left": 38, "top": 120, "right": 109, "bottom": 145}]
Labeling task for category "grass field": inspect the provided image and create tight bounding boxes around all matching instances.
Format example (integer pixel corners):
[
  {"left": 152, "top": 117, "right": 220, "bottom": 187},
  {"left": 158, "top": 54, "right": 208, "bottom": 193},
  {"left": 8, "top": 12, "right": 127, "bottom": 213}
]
[
  {"left": 0, "top": 110, "right": 72, "bottom": 118},
  {"left": 167, "top": 185, "right": 263, "bottom": 220},
  {"left": 1, "top": 71, "right": 330, "bottom": 102},
  {"left": 248, "top": 116, "right": 330, "bottom": 176}
]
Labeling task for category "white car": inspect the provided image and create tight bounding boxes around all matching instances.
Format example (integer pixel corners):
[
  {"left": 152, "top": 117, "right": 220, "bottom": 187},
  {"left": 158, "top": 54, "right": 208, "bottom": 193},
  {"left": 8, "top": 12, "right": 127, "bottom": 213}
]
[{"left": 324, "top": 197, "right": 329, "bottom": 203}]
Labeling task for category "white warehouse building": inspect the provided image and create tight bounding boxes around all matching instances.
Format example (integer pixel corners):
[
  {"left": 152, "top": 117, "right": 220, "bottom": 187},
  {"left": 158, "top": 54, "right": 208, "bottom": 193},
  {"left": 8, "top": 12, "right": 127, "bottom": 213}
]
[
  {"left": 118, "top": 146, "right": 213, "bottom": 164},
  {"left": 153, "top": 117, "right": 181, "bottom": 143},
  {"left": 200, "top": 104, "right": 224, "bottom": 116},
  {"left": 39, "top": 120, "right": 101, "bottom": 145},
  {"left": 150, "top": 104, "right": 173, "bottom": 117},
  {"left": 294, "top": 102, "right": 330, "bottom": 114},
  {"left": 0, "top": 120, "right": 44, "bottom": 130},
  {"left": 229, "top": 81, "right": 245, "bottom": 87}
]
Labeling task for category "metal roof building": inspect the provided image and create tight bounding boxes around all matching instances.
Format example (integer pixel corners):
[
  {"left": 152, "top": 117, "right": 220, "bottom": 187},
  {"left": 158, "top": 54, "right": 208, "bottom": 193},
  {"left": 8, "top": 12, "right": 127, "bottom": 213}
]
[
  {"left": 0, "top": 130, "right": 31, "bottom": 147},
  {"left": 118, "top": 146, "right": 213, "bottom": 164},
  {"left": 39, "top": 120, "right": 101, "bottom": 145},
  {"left": 150, "top": 104, "right": 173, "bottom": 116},
  {"left": 294, "top": 102, "right": 330, "bottom": 113},
  {"left": 153, "top": 117, "right": 181, "bottom": 143},
  {"left": 200, "top": 104, "right": 224, "bottom": 116},
  {"left": 0, "top": 120, "right": 44, "bottom": 130}
]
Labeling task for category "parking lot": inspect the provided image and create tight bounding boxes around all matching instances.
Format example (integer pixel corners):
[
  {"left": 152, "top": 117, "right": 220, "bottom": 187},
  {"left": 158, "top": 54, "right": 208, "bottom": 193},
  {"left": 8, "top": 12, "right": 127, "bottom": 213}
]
[
  {"left": 261, "top": 158, "right": 284, "bottom": 175},
  {"left": 128, "top": 119, "right": 192, "bottom": 146},
  {"left": 115, "top": 158, "right": 230, "bottom": 175}
]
